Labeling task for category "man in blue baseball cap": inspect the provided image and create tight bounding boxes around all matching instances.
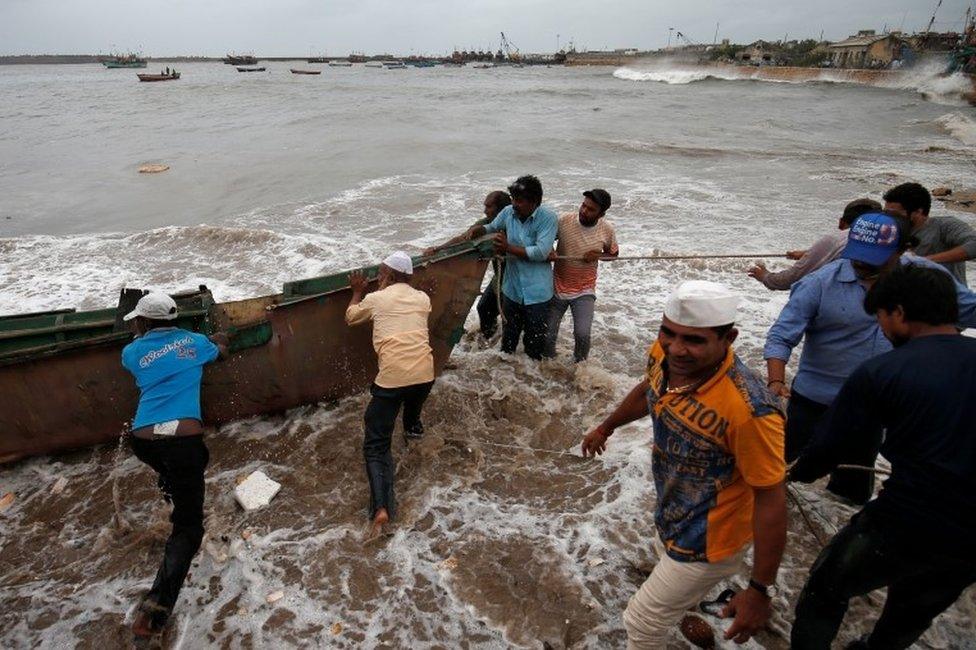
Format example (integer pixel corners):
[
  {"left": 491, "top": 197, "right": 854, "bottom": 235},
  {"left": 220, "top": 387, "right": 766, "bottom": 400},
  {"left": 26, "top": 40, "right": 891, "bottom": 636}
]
[{"left": 764, "top": 211, "right": 976, "bottom": 503}]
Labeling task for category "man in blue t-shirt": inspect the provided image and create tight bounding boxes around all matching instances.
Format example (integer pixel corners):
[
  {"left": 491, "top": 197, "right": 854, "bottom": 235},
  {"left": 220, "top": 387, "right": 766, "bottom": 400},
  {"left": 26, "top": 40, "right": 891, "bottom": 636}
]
[
  {"left": 120, "top": 291, "right": 228, "bottom": 638},
  {"left": 789, "top": 265, "right": 976, "bottom": 649}
]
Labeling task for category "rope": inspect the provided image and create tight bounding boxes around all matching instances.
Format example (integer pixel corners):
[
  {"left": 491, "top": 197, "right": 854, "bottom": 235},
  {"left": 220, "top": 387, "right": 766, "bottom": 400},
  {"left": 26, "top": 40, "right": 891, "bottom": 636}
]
[
  {"left": 443, "top": 436, "right": 580, "bottom": 457},
  {"left": 493, "top": 257, "right": 505, "bottom": 325},
  {"left": 836, "top": 463, "right": 891, "bottom": 476},
  {"left": 551, "top": 253, "right": 789, "bottom": 262},
  {"left": 786, "top": 484, "right": 831, "bottom": 548}
]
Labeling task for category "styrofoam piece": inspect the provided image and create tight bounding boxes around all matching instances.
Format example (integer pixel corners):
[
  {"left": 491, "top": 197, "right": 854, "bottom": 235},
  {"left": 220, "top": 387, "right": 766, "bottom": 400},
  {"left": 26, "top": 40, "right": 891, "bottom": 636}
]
[{"left": 234, "top": 471, "right": 281, "bottom": 511}]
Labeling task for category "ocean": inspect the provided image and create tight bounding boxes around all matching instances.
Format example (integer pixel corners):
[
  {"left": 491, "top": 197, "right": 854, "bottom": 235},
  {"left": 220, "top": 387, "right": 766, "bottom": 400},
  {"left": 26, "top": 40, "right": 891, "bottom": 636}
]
[{"left": 1, "top": 60, "right": 975, "bottom": 649}]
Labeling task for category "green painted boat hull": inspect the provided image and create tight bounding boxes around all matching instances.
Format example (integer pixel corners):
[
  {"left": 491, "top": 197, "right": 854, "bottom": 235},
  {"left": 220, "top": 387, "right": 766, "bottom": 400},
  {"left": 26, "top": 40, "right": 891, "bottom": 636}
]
[{"left": 0, "top": 240, "right": 493, "bottom": 462}]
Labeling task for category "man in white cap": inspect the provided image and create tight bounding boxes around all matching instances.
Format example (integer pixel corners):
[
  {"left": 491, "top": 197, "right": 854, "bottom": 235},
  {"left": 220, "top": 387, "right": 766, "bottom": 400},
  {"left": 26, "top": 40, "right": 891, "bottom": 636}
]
[
  {"left": 581, "top": 281, "right": 787, "bottom": 648},
  {"left": 346, "top": 251, "right": 435, "bottom": 538},
  {"left": 121, "top": 291, "right": 228, "bottom": 638}
]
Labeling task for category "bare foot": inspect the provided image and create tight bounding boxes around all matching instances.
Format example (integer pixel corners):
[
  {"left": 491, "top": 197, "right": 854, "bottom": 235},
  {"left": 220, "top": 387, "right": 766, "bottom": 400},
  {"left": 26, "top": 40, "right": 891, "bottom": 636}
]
[{"left": 366, "top": 508, "right": 389, "bottom": 540}]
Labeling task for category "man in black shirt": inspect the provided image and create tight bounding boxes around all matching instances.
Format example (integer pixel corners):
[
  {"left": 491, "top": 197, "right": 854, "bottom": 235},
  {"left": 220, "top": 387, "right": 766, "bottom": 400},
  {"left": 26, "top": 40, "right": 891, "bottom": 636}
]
[{"left": 789, "top": 265, "right": 976, "bottom": 649}]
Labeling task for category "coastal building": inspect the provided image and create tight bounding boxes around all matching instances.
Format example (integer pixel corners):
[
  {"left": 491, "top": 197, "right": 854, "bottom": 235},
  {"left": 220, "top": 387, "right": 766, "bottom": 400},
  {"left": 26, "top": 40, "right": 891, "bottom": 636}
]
[
  {"left": 736, "top": 40, "right": 774, "bottom": 64},
  {"left": 828, "top": 30, "right": 904, "bottom": 68}
]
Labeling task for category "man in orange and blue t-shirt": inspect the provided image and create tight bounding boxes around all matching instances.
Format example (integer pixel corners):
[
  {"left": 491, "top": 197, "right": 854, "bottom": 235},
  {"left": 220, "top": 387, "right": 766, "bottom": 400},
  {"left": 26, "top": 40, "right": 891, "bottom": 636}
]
[
  {"left": 582, "top": 280, "right": 787, "bottom": 648},
  {"left": 544, "top": 189, "right": 619, "bottom": 362}
]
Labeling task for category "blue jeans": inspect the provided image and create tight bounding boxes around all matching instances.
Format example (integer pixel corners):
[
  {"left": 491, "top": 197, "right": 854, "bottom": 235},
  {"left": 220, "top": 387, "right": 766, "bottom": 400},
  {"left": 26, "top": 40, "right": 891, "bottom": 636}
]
[{"left": 544, "top": 295, "right": 596, "bottom": 362}]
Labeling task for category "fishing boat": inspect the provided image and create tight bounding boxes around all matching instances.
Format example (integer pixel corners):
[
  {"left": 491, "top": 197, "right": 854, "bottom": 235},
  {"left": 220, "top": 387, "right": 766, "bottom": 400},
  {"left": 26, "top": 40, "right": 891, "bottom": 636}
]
[
  {"left": 237, "top": 66, "right": 266, "bottom": 72},
  {"left": 383, "top": 61, "right": 408, "bottom": 69},
  {"left": 0, "top": 240, "right": 492, "bottom": 463},
  {"left": 328, "top": 60, "right": 353, "bottom": 67},
  {"left": 137, "top": 72, "right": 180, "bottom": 82},
  {"left": 102, "top": 53, "right": 147, "bottom": 68},
  {"left": 364, "top": 62, "right": 385, "bottom": 68},
  {"left": 224, "top": 54, "right": 258, "bottom": 65},
  {"left": 290, "top": 68, "right": 322, "bottom": 75}
]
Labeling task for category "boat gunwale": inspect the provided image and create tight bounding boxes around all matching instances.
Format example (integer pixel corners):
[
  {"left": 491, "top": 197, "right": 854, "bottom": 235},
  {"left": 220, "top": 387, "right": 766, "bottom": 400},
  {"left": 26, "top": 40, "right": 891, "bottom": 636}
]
[{"left": 0, "top": 240, "right": 491, "bottom": 365}]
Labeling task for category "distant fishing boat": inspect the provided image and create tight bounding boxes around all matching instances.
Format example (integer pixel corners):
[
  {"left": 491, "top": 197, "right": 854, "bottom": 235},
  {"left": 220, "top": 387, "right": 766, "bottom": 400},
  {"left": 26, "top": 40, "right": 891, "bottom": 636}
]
[
  {"left": 0, "top": 240, "right": 492, "bottom": 462},
  {"left": 237, "top": 66, "right": 266, "bottom": 72},
  {"left": 102, "top": 53, "right": 147, "bottom": 69},
  {"left": 383, "top": 61, "right": 407, "bottom": 69},
  {"left": 290, "top": 68, "right": 321, "bottom": 75},
  {"left": 307, "top": 57, "right": 328, "bottom": 63},
  {"left": 328, "top": 60, "right": 353, "bottom": 67},
  {"left": 364, "top": 62, "right": 384, "bottom": 68},
  {"left": 224, "top": 54, "right": 258, "bottom": 65},
  {"left": 137, "top": 72, "right": 180, "bottom": 82},
  {"left": 473, "top": 63, "right": 495, "bottom": 69}
]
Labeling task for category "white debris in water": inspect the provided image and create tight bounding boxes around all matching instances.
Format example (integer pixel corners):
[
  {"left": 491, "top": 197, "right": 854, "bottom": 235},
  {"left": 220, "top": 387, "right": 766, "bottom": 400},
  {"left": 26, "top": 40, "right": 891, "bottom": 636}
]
[
  {"left": 51, "top": 477, "right": 68, "bottom": 495},
  {"left": 265, "top": 590, "right": 284, "bottom": 604},
  {"left": 234, "top": 471, "right": 281, "bottom": 511}
]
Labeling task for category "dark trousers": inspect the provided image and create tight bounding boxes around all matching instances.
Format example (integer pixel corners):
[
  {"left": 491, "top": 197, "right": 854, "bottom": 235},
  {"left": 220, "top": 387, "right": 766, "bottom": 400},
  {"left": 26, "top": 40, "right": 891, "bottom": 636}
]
[
  {"left": 501, "top": 296, "right": 549, "bottom": 360},
  {"left": 363, "top": 381, "right": 434, "bottom": 520},
  {"left": 476, "top": 277, "right": 500, "bottom": 338},
  {"left": 130, "top": 435, "right": 209, "bottom": 618},
  {"left": 786, "top": 390, "right": 879, "bottom": 504},
  {"left": 792, "top": 509, "right": 976, "bottom": 649}
]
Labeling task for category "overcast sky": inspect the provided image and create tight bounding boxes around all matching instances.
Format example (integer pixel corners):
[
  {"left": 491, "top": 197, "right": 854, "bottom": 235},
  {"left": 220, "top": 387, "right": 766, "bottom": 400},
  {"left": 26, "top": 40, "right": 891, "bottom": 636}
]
[{"left": 2, "top": 0, "right": 973, "bottom": 57}]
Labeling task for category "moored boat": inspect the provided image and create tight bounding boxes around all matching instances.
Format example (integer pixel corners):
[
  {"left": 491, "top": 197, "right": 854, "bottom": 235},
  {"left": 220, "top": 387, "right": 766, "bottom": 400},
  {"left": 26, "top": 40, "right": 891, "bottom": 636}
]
[
  {"left": 102, "top": 52, "right": 147, "bottom": 68},
  {"left": 137, "top": 72, "right": 180, "bottom": 82},
  {"left": 328, "top": 61, "right": 353, "bottom": 67},
  {"left": 224, "top": 54, "right": 258, "bottom": 65},
  {"left": 290, "top": 68, "right": 322, "bottom": 75},
  {"left": 237, "top": 66, "right": 266, "bottom": 72},
  {"left": 0, "top": 240, "right": 492, "bottom": 463}
]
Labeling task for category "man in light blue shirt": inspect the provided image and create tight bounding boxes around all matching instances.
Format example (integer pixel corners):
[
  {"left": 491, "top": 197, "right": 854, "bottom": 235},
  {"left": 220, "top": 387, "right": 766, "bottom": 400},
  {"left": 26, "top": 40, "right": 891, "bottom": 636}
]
[
  {"left": 765, "top": 212, "right": 976, "bottom": 503},
  {"left": 468, "top": 175, "right": 558, "bottom": 359}
]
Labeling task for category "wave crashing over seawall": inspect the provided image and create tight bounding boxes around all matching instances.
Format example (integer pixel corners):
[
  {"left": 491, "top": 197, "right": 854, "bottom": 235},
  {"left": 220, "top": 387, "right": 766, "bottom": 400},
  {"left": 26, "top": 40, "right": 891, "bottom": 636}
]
[{"left": 613, "top": 62, "right": 975, "bottom": 106}]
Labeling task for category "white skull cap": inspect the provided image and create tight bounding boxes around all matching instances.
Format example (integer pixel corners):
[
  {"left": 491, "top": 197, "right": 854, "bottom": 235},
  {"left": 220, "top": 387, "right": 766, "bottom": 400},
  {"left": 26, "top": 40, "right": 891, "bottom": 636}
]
[
  {"left": 122, "top": 291, "right": 178, "bottom": 321},
  {"left": 663, "top": 280, "right": 740, "bottom": 328},
  {"left": 382, "top": 251, "right": 413, "bottom": 275}
]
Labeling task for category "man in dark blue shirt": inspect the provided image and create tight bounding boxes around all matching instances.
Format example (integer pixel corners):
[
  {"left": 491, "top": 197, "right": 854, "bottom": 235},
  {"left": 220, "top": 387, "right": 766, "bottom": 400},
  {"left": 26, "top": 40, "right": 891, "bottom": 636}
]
[
  {"left": 789, "top": 265, "right": 976, "bottom": 649},
  {"left": 121, "top": 292, "right": 228, "bottom": 638}
]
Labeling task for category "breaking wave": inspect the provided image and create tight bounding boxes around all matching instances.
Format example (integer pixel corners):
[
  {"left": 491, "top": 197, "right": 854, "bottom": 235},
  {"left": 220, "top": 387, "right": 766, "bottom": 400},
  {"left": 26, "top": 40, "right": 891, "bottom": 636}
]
[
  {"left": 614, "top": 61, "right": 976, "bottom": 106},
  {"left": 936, "top": 113, "right": 976, "bottom": 145}
]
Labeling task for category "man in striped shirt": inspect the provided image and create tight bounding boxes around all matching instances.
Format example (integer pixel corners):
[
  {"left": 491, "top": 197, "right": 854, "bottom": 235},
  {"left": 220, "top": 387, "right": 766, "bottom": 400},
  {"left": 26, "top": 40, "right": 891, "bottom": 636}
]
[{"left": 544, "top": 189, "right": 619, "bottom": 362}]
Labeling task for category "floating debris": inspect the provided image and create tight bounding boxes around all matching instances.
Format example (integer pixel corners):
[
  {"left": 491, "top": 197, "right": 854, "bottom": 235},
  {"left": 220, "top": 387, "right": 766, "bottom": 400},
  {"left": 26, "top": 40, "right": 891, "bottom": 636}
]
[
  {"left": 266, "top": 590, "right": 284, "bottom": 604},
  {"left": 680, "top": 614, "right": 716, "bottom": 648},
  {"left": 0, "top": 492, "right": 14, "bottom": 513},
  {"left": 330, "top": 622, "right": 343, "bottom": 635},
  {"left": 51, "top": 477, "right": 68, "bottom": 495},
  {"left": 234, "top": 471, "right": 281, "bottom": 511},
  {"left": 587, "top": 558, "right": 605, "bottom": 568},
  {"left": 138, "top": 164, "right": 169, "bottom": 174},
  {"left": 440, "top": 556, "right": 459, "bottom": 570}
]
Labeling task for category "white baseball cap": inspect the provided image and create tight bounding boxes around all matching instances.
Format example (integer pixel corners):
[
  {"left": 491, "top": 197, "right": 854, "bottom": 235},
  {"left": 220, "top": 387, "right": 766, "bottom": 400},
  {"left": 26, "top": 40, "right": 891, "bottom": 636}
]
[
  {"left": 663, "top": 281, "right": 740, "bottom": 328},
  {"left": 382, "top": 251, "right": 413, "bottom": 275},
  {"left": 123, "top": 291, "right": 179, "bottom": 321}
]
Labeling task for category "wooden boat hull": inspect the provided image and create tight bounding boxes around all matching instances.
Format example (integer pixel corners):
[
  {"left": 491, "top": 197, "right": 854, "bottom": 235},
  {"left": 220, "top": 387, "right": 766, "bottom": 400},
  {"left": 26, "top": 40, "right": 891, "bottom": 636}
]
[
  {"left": 138, "top": 73, "right": 180, "bottom": 82},
  {"left": 0, "top": 242, "right": 490, "bottom": 463},
  {"left": 237, "top": 67, "right": 266, "bottom": 72},
  {"left": 290, "top": 69, "right": 322, "bottom": 75}
]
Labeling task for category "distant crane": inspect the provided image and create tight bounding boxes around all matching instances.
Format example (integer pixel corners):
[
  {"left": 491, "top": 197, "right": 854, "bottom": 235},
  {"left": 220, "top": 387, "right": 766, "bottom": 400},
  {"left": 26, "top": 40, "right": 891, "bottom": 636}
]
[
  {"left": 674, "top": 30, "right": 699, "bottom": 47},
  {"left": 924, "top": 0, "right": 943, "bottom": 33},
  {"left": 500, "top": 32, "right": 521, "bottom": 62}
]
